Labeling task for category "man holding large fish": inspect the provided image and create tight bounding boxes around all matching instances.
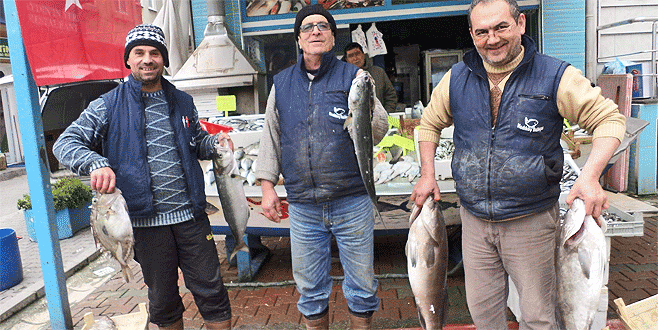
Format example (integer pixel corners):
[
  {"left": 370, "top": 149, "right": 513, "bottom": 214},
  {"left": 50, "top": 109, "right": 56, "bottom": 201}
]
[
  {"left": 54, "top": 24, "right": 232, "bottom": 330},
  {"left": 255, "top": 4, "right": 388, "bottom": 329},
  {"left": 410, "top": 0, "right": 625, "bottom": 328}
]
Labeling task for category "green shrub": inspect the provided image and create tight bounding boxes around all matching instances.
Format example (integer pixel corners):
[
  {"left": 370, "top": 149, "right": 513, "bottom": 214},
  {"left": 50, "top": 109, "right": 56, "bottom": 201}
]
[{"left": 17, "top": 177, "right": 93, "bottom": 211}]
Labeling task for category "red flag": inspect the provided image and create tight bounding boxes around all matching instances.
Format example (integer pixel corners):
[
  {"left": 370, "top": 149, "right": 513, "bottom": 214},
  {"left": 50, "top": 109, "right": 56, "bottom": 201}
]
[{"left": 15, "top": 0, "right": 142, "bottom": 86}]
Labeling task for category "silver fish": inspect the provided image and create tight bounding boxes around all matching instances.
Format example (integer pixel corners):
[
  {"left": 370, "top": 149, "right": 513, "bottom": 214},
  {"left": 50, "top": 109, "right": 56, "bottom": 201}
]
[
  {"left": 344, "top": 73, "right": 379, "bottom": 215},
  {"left": 406, "top": 196, "right": 448, "bottom": 330},
  {"left": 212, "top": 138, "right": 250, "bottom": 261},
  {"left": 556, "top": 198, "right": 607, "bottom": 330},
  {"left": 90, "top": 189, "right": 134, "bottom": 283},
  {"left": 87, "top": 315, "right": 117, "bottom": 330}
]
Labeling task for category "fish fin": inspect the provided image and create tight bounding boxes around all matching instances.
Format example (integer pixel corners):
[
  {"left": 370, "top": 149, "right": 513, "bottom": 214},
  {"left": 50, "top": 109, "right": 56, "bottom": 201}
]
[
  {"left": 409, "top": 203, "right": 422, "bottom": 226},
  {"left": 578, "top": 248, "right": 592, "bottom": 279},
  {"left": 229, "top": 241, "right": 250, "bottom": 262},
  {"left": 343, "top": 115, "right": 353, "bottom": 130},
  {"left": 121, "top": 264, "right": 133, "bottom": 283}
]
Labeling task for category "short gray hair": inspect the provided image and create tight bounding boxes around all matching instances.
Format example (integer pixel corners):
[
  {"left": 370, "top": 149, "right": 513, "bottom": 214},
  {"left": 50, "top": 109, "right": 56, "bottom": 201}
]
[{"left": 467, "top": 0, "right": 521, "bottom": 28}]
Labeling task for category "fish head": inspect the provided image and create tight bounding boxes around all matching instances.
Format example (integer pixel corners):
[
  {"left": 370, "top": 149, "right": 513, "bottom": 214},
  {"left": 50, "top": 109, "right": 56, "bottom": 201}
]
[
  {"left": 409, "top": 195, "right": 440, "bottom": 226},
  {"left": 348, "top": 71, "right": 374, "bottom": 107},
  {"left": 560, "top": 198, "right": 587, "bottom": 249},
  {"left": 213, "top": 138, "right": 236, "bottom": 175}
]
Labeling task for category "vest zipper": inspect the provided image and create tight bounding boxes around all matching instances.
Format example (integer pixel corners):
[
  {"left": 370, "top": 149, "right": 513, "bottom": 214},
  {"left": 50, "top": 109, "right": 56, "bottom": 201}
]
[
  {"left": 486, "top": 127, "right": 495, "bottom": 219},
  {"left": 307, "top": 80, "right": 317, "bottom": 195}
]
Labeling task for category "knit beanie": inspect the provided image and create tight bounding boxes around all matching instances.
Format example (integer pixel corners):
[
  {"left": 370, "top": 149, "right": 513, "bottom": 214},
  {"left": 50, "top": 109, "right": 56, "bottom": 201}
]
[
  {"left": 294, "top": 4, "right": 337, "bottom": 39},
  {"left": 124, "top": 24, "right": 169, "bottom": 68}
]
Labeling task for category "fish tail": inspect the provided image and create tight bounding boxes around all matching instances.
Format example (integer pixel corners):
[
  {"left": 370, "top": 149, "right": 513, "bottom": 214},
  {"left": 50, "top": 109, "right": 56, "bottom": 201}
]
[
  {"left": 229, "top": 242, "right": 250, "bottom": 263},
  {"left": 121, "top": 264, "right": 133, "bottom": 283}
]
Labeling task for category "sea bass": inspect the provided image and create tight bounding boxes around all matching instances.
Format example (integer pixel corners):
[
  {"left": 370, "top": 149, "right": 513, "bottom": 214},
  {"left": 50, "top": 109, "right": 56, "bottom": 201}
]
[
  {"left": 90, "top": 189, "right": 134, "bottom": 282},
  {"left": 344, "top": 72, "right": 379, "bottom": 219},
  {"left": 556, "top": 198, "right": 608, "bottom": 330},
  {"left": 213, "top": 138, "right": 250, "bottom": 261},
  {"left": 405, "top": 196, "right": 448, "bottom": 329}
]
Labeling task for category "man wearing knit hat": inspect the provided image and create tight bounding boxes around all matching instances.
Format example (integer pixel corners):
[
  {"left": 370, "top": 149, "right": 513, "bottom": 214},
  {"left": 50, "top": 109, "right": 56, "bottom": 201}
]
[
  {"left": 54, "top": 24, "right": 233, "bottom": 330},
  {"left": 256, "top": 5, "right": 388, "bottom": 330}
]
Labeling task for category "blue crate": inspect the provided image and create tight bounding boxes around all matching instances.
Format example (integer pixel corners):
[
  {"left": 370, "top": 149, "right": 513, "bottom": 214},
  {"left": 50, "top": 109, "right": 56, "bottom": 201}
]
[{"left": 23, "top": 203, "right": 91, "bottom": 242}]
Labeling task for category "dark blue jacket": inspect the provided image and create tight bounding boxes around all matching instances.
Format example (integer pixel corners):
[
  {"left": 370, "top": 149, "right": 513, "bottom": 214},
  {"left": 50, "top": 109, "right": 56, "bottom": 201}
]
[
  {"left": 450, "top": 35, "right": 569, "bottom": 221},
  {"left": 101, "top": 75, "right": 206, "bottom": 219},
  {"left": 274, "top": 51, "right": 365, "bottom": 203}
]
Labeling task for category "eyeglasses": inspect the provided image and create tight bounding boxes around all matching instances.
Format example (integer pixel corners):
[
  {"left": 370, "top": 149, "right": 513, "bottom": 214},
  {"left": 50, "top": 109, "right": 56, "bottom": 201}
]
[
  {"left": 472, "top": 23, "right": 512, "bottom": 40},
  {"left": 300, "top": 22, "right": 331, "bottom": 34}
]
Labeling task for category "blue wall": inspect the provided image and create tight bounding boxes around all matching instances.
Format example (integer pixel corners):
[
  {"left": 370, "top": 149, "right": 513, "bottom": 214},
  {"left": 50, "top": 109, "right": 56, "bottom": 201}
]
[{"left": 541, "top": 0, "right": 585, "bottom": 72}]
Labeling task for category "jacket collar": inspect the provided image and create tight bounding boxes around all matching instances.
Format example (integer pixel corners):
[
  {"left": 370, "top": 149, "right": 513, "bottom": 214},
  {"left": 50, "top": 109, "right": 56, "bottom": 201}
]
[{"left": 298, "top": 50, "right": 338, "bottom": 80}]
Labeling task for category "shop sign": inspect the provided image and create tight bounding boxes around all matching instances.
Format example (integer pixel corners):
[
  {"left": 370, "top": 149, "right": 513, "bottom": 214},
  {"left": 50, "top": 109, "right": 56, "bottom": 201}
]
[
  {"left": 246, "top": 0, "right": 384, "bottom": 17},
  {"left": 0, "top": 38, "right": 8, "bottom": 59}
]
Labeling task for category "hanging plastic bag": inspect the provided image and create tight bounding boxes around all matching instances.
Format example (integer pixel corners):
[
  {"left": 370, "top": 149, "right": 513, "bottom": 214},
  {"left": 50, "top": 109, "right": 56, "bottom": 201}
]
[
  {"left": 351, "top": 24, "right": 369, "bottom": 55},
  {"left": 366, "top": 23, "right": 387, "bottom": 57}
]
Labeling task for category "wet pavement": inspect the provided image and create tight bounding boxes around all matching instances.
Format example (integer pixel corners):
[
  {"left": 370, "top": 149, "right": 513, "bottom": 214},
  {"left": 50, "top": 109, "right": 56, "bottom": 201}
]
[{"left": 0, "top": 168, "right": 655, "bottom": 329}]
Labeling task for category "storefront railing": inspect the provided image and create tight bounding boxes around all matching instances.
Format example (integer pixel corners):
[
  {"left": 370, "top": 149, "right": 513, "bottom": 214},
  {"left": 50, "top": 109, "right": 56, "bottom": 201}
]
[{"left": 597, "top": 17, "right": 658, "bottom": 99}]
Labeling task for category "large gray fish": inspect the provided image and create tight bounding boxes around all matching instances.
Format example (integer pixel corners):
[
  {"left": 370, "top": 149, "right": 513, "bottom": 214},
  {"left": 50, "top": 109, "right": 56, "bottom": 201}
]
[
  {"left": 344, "top": 72, "right": 380, "bottom": 220},
  {"left": 405, "top": 196, "right": 448, "bottom": 329},
  {"left": 90, "top": 189, "right": 134, "bottom": 282},
  {"left": 212, "top": 138, "right": 250, "bottom": 261},
  {"left": 556, "top": 198, "right": 608, "bottom": 330}
]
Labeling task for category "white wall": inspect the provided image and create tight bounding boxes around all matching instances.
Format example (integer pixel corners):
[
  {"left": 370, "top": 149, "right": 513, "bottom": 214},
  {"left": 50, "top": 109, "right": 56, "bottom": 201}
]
[{"left": 597, "top": 0, "right": 658, "bottom": 93}]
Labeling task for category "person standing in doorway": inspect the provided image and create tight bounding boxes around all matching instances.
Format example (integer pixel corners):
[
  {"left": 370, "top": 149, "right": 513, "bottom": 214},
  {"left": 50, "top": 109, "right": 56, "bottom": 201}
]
[{"left": 344, "top": 42, "right": 398, "bottom": 113}]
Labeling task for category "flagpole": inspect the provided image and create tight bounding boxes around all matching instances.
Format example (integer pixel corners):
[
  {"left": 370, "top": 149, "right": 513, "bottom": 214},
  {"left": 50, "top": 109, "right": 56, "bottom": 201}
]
[{"left": 4, "top": 0, "right": 73, "bottom": 329}]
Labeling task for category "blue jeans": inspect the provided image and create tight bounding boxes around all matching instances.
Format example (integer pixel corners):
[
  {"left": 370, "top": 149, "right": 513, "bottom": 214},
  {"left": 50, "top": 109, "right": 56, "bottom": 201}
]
[{"left": 289, "top": 193, "right": 380, "bottom": 317}]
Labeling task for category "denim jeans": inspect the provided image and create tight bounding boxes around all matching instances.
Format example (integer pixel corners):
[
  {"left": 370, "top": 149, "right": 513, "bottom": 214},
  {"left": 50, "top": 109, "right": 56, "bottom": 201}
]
[{"left": 289, "top": 193, "right": 380, "bottom": 317}]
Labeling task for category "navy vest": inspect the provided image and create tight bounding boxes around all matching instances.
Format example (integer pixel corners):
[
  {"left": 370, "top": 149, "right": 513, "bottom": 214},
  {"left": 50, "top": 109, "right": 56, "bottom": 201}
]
[
  {"left": 101, "top": 75, "right": 206, "bottom": 219},
  {"left": 450, "top": 35, "right": 569, "bottom": 221},
  {"left": 274, "top": 51, "right": 365, "bottom": 203}
]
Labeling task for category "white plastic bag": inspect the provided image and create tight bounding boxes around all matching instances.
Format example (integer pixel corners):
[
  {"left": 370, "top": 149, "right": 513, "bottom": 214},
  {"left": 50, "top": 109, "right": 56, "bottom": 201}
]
[
  {"left": 351, "top": 24, "right": 369, "bottom": 55},
  {"left": 366, "top": 23, "right": 387, "bottom": 57}
]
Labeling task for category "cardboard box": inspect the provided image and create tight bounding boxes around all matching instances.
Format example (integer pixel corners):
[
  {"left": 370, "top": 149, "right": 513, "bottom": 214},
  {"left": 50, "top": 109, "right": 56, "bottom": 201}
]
[{"left": 625, "top": 64, "right": 644, "bottom": 99}]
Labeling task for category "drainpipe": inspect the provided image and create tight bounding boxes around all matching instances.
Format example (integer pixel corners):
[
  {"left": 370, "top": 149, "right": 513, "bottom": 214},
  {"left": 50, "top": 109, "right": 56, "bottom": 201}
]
[{"left": 585, "top": 0, "right": 598, "bottom": 82}]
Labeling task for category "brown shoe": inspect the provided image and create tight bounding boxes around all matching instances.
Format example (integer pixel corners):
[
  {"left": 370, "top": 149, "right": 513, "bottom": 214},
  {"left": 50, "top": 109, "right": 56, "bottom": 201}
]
[
  {"left": 158, "top": 318, "right": 183, "bottom": 330},
  {"left": 349, "top": 313, "right": 372, "bottom": 330},
  {"left": 303, "top": 312, "right": 329, "bottom": 330},
  {"left": 205, "top": 319, "right": 232, "bottom": 330}
]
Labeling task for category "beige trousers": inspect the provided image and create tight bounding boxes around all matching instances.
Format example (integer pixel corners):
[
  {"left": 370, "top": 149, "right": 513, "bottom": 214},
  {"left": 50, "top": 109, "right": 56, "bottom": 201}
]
[{"left": 460, "top": 204, "right": 559, "bottom": 330}]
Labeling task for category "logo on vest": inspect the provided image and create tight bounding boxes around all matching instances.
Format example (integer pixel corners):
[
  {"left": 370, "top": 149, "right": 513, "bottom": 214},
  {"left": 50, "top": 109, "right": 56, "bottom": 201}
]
[
  {"left": 329, "top": 107, "right": 348, "bottom": 120},
  {"left": 517, "top": 117, "right": 544, "bottom": 133}
]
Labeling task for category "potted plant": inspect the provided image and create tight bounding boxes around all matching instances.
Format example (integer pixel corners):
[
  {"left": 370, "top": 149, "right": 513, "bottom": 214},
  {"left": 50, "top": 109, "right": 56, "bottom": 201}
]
[{"left": 17, "top": 176, "right": 93, "bottom": 242}]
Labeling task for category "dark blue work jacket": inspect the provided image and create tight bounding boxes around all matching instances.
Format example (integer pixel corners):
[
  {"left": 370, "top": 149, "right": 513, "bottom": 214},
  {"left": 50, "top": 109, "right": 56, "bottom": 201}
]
[
  {"left": 450, "top": 35, "right": 570, "bottom": 221},
  {"left": 101, "top": 75, "right": 206, "bottom": 219},
  {"left": 274, "top": 51, "right": 365, "bottom": 203}
]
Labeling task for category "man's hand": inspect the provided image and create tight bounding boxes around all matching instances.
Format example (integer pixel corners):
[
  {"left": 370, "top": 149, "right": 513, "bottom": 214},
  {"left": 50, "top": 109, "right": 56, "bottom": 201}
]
[
  {"left": 90, "top": 167, "right": 116, "bottom": 194},
  {"left": 216, "top": 132, "right": 234, "bottom": 151},
  {"left": 566, "top": 177, "right": 608, "bottom": 219},
  {"left": 261, "top": 180, "right": 282, "bottom": 223},
  {"left": 410, "top": 175, "right": 441, "bottom": 208}
]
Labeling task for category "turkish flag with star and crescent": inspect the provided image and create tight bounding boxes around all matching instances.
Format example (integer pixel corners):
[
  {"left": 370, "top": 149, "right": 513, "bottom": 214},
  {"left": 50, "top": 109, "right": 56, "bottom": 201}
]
[{"left": 15, "top": 0, "right": 141, "bottom": 86}]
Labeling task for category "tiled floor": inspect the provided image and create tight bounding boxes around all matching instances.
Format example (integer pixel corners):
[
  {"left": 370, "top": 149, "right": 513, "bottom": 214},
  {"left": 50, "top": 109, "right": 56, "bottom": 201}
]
[{"left": 68, "top": 195, "right": 658, "bottom": 329}]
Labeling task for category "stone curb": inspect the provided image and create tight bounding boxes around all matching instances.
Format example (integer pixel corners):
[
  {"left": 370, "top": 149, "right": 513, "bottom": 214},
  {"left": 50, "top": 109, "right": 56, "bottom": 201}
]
[{"left": 0, "top": 167, "right": 26, "bottom": 182}]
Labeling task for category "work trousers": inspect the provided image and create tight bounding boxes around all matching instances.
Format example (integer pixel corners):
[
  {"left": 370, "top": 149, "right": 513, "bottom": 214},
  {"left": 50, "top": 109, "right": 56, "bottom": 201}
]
[
  {"left": 461, "top": 204, "right": 559, "bottom": 330},
  {"left": 133, "top": 214, "right": 231, "bottom": 327},
  {"left": 288, "top": 193, "right": 381, "bottom": 317}
]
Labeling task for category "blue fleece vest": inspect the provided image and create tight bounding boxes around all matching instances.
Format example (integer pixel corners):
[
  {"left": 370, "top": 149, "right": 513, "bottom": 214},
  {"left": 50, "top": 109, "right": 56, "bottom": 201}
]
[
  {"left": 450, "top": 35, "right": 569, "bottom": 221},
  {"left": 101, "top": 75, "right": 206, "bottom": 219},
  {"left": 274, "top": 51, "right": 365, "bottom": 203}
]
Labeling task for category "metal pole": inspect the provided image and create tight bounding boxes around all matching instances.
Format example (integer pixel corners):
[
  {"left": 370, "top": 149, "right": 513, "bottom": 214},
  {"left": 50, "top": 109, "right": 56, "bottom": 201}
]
[{"left": 3, "top": 1, "right": 73, "bottom": 329}]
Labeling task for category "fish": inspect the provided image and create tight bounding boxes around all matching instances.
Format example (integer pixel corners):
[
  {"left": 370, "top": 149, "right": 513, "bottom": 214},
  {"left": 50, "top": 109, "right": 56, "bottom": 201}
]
[
  {"left": 344, "top": 72, "right": 379, "bottom": 217},
  {"left": 212, "top": 138, "right": 250, "bottom": 261},
  {"left": 405, "top": 195, "right": 448, "bottom": 329},
  {"left": 556, "top": 198, "right": 608, "bottom": 330},
  {"left": 87, "top": 315, "right": 117, "bottom": 330},
  {"left": 90, "top": 189, "right": 134, "bottom": 283}
]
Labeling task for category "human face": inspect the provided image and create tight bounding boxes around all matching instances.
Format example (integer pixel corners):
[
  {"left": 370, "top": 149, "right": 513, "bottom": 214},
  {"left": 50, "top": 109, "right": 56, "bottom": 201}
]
[
  {"left": 345, "top": 47, "right": 366, "bottom": 68},
  {"left": 297, "top": 14, "right": 335, "bottom": 57},
  {"left": 469, "top": 0, "right": 526, "bottom": 67},
  {"left": 126, "top": 45, "right": 164, "bottom": 91}
]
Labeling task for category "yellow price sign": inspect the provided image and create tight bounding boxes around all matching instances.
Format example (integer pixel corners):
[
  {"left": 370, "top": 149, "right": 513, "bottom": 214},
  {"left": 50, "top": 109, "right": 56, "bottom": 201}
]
[{"left": 216, "top": 95, "right": 236, "bottom": 117}]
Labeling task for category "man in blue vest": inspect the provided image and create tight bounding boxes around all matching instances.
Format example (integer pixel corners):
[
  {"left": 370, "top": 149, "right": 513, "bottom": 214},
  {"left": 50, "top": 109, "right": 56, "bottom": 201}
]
[
  {"left": 255, "top": 5, "right": 389, "bottom": 329},
  {"left": 411, "top": 0, "right": 625, "bottom": 328},
  {"left": 53, "top": 24, "right": 232, "bottom": 330}
]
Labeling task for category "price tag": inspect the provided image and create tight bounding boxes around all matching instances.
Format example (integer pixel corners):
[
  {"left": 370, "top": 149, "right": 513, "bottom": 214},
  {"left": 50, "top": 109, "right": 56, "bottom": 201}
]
[{"left": 216, "top": 95, "right": 236, "bottom": 117}]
